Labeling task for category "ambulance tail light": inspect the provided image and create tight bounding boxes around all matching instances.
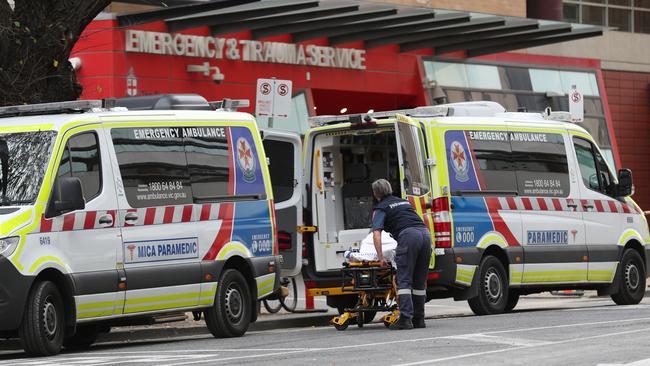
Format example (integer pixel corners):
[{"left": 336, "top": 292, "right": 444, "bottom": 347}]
[
  {"left": 432, "top": 197, "right": 452, "bottom": 248},
  {"left": 278, "top": 231, "right": 292, "bottom": 251}
]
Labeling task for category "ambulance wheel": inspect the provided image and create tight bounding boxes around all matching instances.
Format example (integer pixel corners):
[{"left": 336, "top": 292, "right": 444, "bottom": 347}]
[
  {"left": 63, "top": 325, "right": 100, "bottom": 350},
  {"left": 505, "top": 291, "right": 520, "bottom": 312},
  {"left": 611, "top": 249, "right": 646, "bottom": 305},
  {"left": 19, "top": 281, "right": 65, "bottom": 356},
  {"left": 205, "top": 269, "right": 252, "bottom": 338},
  {"left": 468, "top": 255, "right": 508, "bottom": 315},
  {"left": 334, "top": 320, "right": 349, "bottom": 331}
]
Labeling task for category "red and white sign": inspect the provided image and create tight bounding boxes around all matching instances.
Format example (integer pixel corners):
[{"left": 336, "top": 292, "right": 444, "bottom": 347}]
[
  {"left": 255, "top": 78, "right": 292, "bottom": 119},
  {"left": 569, "top": 86, "right": 584, "bottom": 122}
]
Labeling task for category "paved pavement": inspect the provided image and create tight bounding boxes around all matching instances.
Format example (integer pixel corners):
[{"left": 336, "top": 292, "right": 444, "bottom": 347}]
[{"left": 2, "top": 291, "right": 650, "bottom": 365}]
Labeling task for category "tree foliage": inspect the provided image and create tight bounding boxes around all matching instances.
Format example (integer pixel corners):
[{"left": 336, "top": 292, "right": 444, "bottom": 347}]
[{"left": 0, "top": 0, "right": 112, "bottom": 106}]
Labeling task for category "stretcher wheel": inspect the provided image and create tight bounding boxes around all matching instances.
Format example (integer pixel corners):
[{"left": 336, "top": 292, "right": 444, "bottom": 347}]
[
  {"left": 383, "top": 320, "right": 391, "bottom": 328},
  {"left": 334, "top": 321, "right": 349, "bottom": 331},
  {"left": 357, "top": 312, "right": 364, "bottom": 328}
]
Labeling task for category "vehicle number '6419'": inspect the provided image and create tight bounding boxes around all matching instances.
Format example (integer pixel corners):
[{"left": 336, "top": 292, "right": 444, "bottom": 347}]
[{"left": 39, "top": 236, "right": 51, "bottom": 246}]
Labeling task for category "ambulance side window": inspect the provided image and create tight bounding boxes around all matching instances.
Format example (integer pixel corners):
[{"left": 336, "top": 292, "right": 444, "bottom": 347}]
[
  {"left": 185, "top": 134, "right": 230, "bottom": 202},
  {"left": 468, "top": 133, "right": 517, "bottom": 192},
  {"left": 57, "top": 132, "right": 102, "bottom": 201},
  {"left": 510, "top": 133, "right": 569, "bottom": 197},
  {"left": 263, "top": 139, "right": 294, "bottom": 203},
  {"left": 111, "top": 128, "right": 193, "bottom": 208},
  {"left": 573, "top": 137, "right": 614, "bottom": 196}
]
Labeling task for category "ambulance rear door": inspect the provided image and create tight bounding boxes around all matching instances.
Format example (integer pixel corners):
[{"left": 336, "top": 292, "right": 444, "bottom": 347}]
[
  {"left": 393, "top": 114, "right": 436, "bottom": 266},
  {"left": 261, "top": 129, "right": 303, "bottom": 277}
]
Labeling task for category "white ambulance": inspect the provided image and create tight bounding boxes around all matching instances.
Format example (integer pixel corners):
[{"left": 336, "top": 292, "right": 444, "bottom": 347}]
[
  {"left": 0, "top": 95, "right": 287, "bottom": 356},
  {"left": 298, "top": 102, "right": 650, "bottom": 317}
]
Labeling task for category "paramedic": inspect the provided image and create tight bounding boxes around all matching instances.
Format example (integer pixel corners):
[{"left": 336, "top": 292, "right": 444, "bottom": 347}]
[{"left": 371, "top": 179, "right": 432, "bottom": 330}]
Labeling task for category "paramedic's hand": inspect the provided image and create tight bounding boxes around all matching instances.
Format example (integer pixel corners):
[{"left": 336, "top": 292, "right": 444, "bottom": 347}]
[
  {"left": 373, "top": 230, "right": 387, "bottom": 266},
  {"left": 379, "top": 258, "right": 389, "bottom": 267}
]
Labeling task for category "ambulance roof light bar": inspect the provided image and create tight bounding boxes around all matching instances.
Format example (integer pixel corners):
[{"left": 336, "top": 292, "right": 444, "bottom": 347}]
[
  {"left": 308, "top": 101, "right": 507, "bottom": 127},
  {"left": 0, "top": 100, "right": 103, "bottom": 118},
  {"left": 210, "top": 98, "right": 250, "bottom": 112}
]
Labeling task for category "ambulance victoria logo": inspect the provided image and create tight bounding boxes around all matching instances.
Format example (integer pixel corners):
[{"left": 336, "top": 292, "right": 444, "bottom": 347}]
[
  {"left": 236, "top": 137, "right": 256, "bottom": 183},
  {"left": 450, "top": 141, "right": 469, "bottom": 182}
]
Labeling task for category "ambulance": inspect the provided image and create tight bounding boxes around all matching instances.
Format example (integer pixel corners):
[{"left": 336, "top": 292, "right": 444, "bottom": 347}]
[
  {"left": 0, "top": 95, "right": 283, "bottom": 356},
  {"left": 296, "top": 101, "right": 650, "bottom": 317}
]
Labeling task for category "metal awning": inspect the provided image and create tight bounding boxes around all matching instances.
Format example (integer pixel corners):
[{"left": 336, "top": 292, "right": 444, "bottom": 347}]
[{"left": 116, "top": 0, "right": 603, "bottom": 56}]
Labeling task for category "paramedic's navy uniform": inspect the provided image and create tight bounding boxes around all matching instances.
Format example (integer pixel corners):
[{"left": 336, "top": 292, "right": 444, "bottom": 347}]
[{"left": 372, "top": 195, "right": 432, "bottom": 320}]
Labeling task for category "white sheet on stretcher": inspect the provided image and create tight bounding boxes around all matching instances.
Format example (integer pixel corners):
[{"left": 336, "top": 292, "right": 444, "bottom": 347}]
[{"left": 344, "top": 231, "right": 397, "bottom": 265}]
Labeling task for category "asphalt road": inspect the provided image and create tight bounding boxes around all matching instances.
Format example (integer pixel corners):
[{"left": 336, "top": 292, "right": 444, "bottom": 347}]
[{"left": 2, "top": 294, "right": 650, "bottom": 366}]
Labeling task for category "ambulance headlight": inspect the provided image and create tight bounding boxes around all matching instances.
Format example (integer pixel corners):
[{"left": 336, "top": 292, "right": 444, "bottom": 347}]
[{"left": 0, "top": 237, "right": 19, "bottom": 257}]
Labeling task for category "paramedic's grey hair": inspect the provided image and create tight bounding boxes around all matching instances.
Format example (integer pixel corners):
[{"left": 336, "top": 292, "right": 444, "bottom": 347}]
[{"left": 372, "top": 179, "right": 393, "bottom": 199}]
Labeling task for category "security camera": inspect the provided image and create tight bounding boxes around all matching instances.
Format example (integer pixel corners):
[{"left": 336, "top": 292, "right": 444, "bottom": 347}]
[{"left": 211, "top": 68, "right": 225, "bottom": 84}]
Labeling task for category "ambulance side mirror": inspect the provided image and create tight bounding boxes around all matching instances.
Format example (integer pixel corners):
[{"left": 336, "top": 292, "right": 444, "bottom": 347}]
[
  {"left": 615, "top": 169, "right": 633, "bottom": 197},
  {"left": 46, "top": 177, "right": 85, "bottom": 217}
]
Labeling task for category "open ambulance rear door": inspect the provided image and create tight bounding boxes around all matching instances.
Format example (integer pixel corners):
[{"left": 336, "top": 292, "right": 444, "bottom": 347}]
[
  {"left": 261, "top": 129, "right": 303, "bottom": 277},
  {"left": 394, "top": 114, "right": 437, "bottom": 268}
]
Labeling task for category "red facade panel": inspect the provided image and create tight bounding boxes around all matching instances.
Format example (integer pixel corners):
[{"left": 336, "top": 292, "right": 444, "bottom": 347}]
[{"left": 604, "top": 69, "right": 650, "bottom": 210}]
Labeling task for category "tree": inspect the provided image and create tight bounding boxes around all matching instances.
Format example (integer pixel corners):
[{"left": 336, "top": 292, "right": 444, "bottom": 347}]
[{"left": 0, "top": 0, "right": 112, "bottom": 106}]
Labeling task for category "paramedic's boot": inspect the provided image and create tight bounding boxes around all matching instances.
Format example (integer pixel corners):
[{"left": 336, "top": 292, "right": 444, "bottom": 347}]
[
  {"left": 412, "top": 293, "right": 426, "bottom": 328},
  {"left": 389, "top": 316, "right": 414, "bottom": 330},
  {"left": 411, "top": 317, "right": 426, "bottom": 329}
]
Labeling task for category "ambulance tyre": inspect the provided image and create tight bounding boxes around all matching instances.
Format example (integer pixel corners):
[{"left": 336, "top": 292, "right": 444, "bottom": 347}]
[
  {"left": 63, "top": 325, "right": 100, "bottom": 350},
  {"left": 611, "top": 249, "right": 646, "bottom": 306},
  {"left": 205, "top": 269, "right": 252, "bottom": 338},
  {"left": 19, "top": 281, "right": 65, "bottom": 356},
  {"left": 505, "top": 290, "right": 520, "bottom": 312},
  {"left": 468, "top": 255, "right": 508, "bottom": 316}
]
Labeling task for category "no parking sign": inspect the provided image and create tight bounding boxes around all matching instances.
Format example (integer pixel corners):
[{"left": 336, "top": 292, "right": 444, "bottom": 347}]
[{"left": 255, "top": 78, "right": 292, "bottom": 119}]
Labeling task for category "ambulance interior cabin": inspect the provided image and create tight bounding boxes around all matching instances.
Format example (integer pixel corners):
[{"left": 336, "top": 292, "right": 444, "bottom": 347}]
[{"left": 313, "top": 127, "right": 402, "bottom": 271}]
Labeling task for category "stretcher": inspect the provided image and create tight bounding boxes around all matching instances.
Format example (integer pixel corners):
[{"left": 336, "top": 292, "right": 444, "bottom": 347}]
[{"left": 330, "top": 261, "right": 400, "bottom": 330}]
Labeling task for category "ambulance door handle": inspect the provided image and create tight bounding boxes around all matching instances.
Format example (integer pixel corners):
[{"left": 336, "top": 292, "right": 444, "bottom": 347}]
[
  {"left": 583, "top": 204, "right": 594, "bottom": 210},
  {"left": 124, "top": 212, "right": 139, "bottom": 222},
  {"left": 98, "top": 214, "right": 114, "bottom": 227}
]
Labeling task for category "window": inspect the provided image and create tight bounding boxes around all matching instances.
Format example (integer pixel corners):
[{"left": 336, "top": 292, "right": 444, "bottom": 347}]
[
  {"left": 609, "top": 7, "right": 631, "bottom": 32},
  {"left": 256, "top": 92, "right": 311, "bottom": 134},
  {"left": 469, "top": 132, "right": 517, "bottom": 192},
  {"left": 564, "top": 3, "right": 579, "bottom": 22},
  {"left": 582, "top": 5, "right": 606, "bottom": 26},
  {"left": 635, "top": 10, "right": 650, "bottom": 34},
  {"left": 185, "top": 133, "right": 230, "bottom": 202},
  {"left": 263, "top": 139, "right": 295, "bottom": 203},
  {"left": 511, "top": 132, "right": 570, "bottom": 197},
  {"left": 466, "top": 64, "right": 501, "bottom": 89},
  {"left": 397, "top": 123, "right": 429, "bottom": 195},
  {"left": 111, "top": 127, "right": 193, "bottom": 208},
  {"left": 530, "top": 69, "right": 564, "bottom": 95},
  {"left": 57, "top": 132, "right": 101, "bottom": 201},
  {"left": 573, "top": 137, "right": 614, "bottom": 196}
]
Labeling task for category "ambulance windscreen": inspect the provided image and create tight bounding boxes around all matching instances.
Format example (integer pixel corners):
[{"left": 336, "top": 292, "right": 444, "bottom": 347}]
[{"left": 0, "top": 131, "right": 57, "bottom": 206}]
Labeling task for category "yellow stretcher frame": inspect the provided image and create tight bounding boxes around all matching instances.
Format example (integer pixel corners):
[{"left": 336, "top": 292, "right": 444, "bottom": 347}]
[{"left": 330, "top": 261, "right": 400, "bottom": 330}]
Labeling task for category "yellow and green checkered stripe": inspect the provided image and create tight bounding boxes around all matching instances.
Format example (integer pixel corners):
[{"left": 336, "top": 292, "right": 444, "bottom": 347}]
[
  {"left": 256, "top": 273, "right": 276, "bottom": 299},
  {"left": 455, "top": 264, "right": 476, "bottom": 286}
]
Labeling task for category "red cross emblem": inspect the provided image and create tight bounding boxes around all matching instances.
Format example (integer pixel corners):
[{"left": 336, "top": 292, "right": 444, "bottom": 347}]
[
  {"left": 451, "top": 142, "right": 466, "bottom": 169},
  {"left": 238, "top": 138, "right": 253, "bottom": 170}
]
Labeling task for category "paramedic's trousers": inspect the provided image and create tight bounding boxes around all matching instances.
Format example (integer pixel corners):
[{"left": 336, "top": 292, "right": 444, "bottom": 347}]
[{"left": 395, "top": 227, "right": 432, "bottom": 319}]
